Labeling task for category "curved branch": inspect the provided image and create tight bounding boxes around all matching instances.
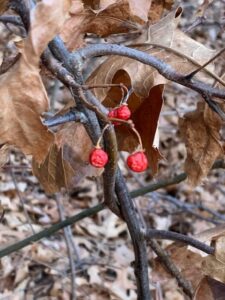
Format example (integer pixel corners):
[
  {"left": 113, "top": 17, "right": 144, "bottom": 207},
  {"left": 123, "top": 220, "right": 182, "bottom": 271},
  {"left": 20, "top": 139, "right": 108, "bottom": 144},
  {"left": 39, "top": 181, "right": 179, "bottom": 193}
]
[
  {"left": 148, "top": 239, "right": 194, "bottom": 297},
  {"left": 144, "top": 229, "right": 214, "bottom": 254},
  {"left": 72, "top": 44, "right": 225, "bottom": 105}
]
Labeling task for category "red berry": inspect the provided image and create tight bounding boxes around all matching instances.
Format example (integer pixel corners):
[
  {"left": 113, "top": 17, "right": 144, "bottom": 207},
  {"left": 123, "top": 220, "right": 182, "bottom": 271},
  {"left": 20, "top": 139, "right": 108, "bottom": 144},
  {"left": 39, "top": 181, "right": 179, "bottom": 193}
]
[
  {"left": 108, "top": 109, "right": 117, "bottom": 118},
  {"left": 116, "top": 105, "right": 131, "bottom": 120},
  {"left": 108, "top": 109, "right": 120, "bottom": 125},
  {"left": 127, "top": 151, "right": 148, "bottom": 172},
  {"left": 89, "top": 148, "right": 108, "bottom": 168}
]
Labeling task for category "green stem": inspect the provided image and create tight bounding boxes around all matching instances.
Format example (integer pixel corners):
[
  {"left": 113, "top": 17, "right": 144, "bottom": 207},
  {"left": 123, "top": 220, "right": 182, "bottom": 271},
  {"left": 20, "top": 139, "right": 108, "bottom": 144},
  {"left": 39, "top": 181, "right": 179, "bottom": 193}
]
[{"left": 0, "top": 203, "right": 105, "bottom": 258}]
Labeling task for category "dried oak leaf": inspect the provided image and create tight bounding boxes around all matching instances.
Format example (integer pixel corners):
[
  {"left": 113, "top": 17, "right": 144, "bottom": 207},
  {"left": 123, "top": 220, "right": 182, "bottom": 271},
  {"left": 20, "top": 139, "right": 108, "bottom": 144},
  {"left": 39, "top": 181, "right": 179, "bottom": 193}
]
[
  {"left": 0, "top": 0, "right": 71, "bottom": 164},
  {"left": 98, "top": 0, "right": 152, "bottom": 21},
  {"left": 61, "top": 0, "right": 154, "bottom": 50},
  {"left": 87, "top": 8, "right": 216, "bottom": 173},
  {"left": 179, "top": 102, "right": 223, "bottom": 186},
  {"left": 194, "top": 276, "right": 225, "bottom": 300},
  {"left": 33, "top": 104, "right": 101, "bottom": 194}
]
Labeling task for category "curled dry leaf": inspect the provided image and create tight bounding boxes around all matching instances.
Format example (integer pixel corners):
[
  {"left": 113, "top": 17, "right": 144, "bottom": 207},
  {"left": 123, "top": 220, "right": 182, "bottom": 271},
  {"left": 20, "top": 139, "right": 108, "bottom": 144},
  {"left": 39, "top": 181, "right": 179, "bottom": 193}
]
[
  {"left": 61, "top": 0, "right": 170, "bottom": 50},
  {"left": 33, "top": 104, "right": 101, "bottom": 194},
  {"left": 87, "top": 8, "right": 216, "bottom": 173},
  {"left": 194, "top": 276, "right": 225, "bottom": 300},
  {"left": 179, "top": 102, "right": 223, "bottom": 186},
  {"left": 99, "top": 0, "right": 152, "bottom": 21},
  {"left": 0, "top": 0, "right": 71, "bottom": 164}
]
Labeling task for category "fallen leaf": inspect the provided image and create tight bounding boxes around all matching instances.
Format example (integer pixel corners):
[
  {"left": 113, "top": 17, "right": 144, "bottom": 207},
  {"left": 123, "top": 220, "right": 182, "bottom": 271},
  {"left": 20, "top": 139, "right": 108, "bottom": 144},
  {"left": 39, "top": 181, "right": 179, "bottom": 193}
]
[
  {"left": 0, "top": 0, "right": 71, "bottom": 164},
  {"left": 179, "top": 102, "right": 223, "bottom": 186}
]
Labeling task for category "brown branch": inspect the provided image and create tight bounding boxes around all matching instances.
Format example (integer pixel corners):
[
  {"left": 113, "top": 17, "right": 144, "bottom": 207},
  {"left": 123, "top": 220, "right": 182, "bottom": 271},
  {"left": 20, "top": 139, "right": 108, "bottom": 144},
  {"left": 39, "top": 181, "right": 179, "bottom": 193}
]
[
  {"left": 148, "top": 239, "right": 194, "bottom": 298},
  {"left": 115, "top": 171, "right": 151, "bottom": 300},
  {"left": 144, "top": 229, "right": 214, "bottom": 254},
  {"left": 72, "top": 44, "right": 225, "bottom": 119},
  {"left": 48, "top": 37, "right": 151, "bottom": 298},
  {"left": 9, "top": 3, "right": 224, "bottom": 299},
  {"left": 56, "top": 196, "right": 76, "bottom": 300},
  {"left": 132, "top": 42, "right": 225, "bottom": 87}
]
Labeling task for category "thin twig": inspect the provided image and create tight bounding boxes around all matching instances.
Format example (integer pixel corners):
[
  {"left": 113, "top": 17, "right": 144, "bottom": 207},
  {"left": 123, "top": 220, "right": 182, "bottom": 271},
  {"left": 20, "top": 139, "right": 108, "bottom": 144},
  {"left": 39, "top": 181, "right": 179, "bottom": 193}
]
[
  {"left": 115, "top": 170, "right": 151, "bottom": 300},
  {"left": 149, "top": 239, "right": 194, "bottom": 298},
  {"left": 0, "top": 15, "right": 23, "bottom": 26},
  {"left": 144, "top": 229, "right": 214, "bottom": 254},
  {"left": 10, "top": 168, "right": 35, "bottom": 235},
  {"left": 186, "top": 46, "right": 225, "bottom": 79},
  {"left": 43, "top": 109, "right": 87, "bottom": 127},
  {"left": 72, "top": 44, "right": 225, "bottom": 100},
  {"left": 130, "top": 159, "right": 225, "bottom": 198},
  {"left": 56, "top": 196, "right": 76, "bottom": 300},
  {"left": 72, "top": 44, "right": 225, "bottom": 119},
  {"left": 0, "top": 203, "right": 105, "bottom": 258},
  {"left": 132, "top": 42, "right": 225, "bottom": 87}
]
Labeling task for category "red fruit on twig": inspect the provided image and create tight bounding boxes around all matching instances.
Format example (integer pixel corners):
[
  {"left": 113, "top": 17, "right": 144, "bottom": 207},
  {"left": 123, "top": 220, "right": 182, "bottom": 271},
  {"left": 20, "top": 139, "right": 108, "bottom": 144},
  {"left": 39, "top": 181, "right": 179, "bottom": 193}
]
[
  {"left": 108, "top": 104, "right": 131, "bottom": 125},
  {"left": 89, "top": 148, "right": 108, "bottom": 168},
  {"left": 127, "top": 151, "right": 148, "bottom": 172},
  {"left": 108, "top": 109, "right": 117, "bottom": 118},
  {"left": 116, "top": 105, "right": 131, "bottom": 120}
]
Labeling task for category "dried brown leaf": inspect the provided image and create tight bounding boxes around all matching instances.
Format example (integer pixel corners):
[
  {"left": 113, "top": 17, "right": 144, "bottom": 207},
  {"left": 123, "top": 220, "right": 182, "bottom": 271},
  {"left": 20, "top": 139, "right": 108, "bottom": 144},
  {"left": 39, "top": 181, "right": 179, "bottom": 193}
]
[
  {"left": 0, "top": 0, "right": 71, "bottom": 164},
  {"left": 0, "top": 0, "right": 8, "bottom": 14},
  {"left": 0, "top": 145, "right": 10, "bottom": 168},
  {"left": 179, "top": 102, "right": 223, "bottom": 186},
  {"left": 195, "top": 224, "right": 225, "bottom": 243},
  {"left": 152, "top": 244, "right": 204, "bottom": 290},
  {"left": 99, "top": 0, "right": 152, "bottom": 21},
  {"left": 61, "top": 0, "right": 153, "bottom": 50},
  {"left": 202, "top": 236, "right": 225, "bottom": 285},
  {"left": 32, "top": 143, "right": 74, "bottom": 194},
  {"left": 194, "top": 276, "right": 225, "bottom": 300},
  {"left": 86, "top": 9, "right": 216, "bottom": 173},
  {"left": 33, "top": 118, "right": 101, "bottom": 194},
  {"left": 116, "top": 82, "right": 163, "bottom": 173}
]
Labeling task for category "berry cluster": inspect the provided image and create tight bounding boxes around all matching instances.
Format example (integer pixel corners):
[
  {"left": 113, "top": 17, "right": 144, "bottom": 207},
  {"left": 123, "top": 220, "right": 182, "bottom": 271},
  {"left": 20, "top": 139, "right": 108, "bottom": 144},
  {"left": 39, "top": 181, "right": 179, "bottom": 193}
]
[{"left": 89, "top": 104, "right": 148, "bottom": 173}]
